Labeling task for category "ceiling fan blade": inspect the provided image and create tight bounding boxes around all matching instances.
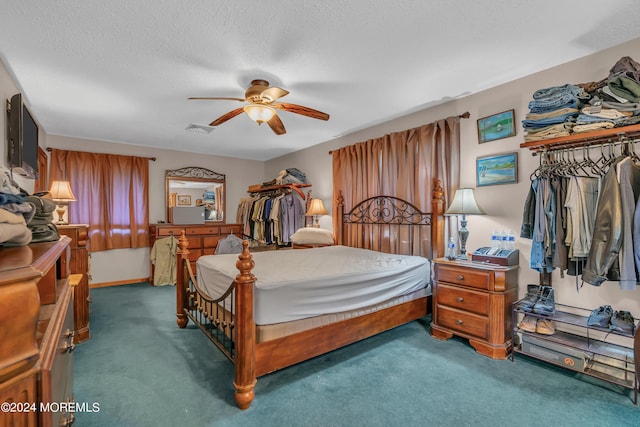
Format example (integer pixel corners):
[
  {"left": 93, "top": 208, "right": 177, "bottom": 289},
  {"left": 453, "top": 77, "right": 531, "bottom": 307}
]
[
  {"left": 267, "top": 114, "right": 287, "bottom": 135},
  {"left": 260, "top": 86, "right": 289, "bottom": 103},
  {"left": 274, "top": 103, "right": 330, "bottom": 121},
  {"left": 209, "top": 107, "right": 245, "bottom": 126},
  {"left": 189, "top": 97, "right": 246, "bottom": 102}
]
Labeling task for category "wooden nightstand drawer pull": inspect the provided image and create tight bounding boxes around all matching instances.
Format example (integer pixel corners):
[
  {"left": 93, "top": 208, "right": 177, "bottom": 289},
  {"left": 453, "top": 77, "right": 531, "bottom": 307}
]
[
  {"left": 456, "top": 320, "right": 463, "bottom": 325},
  {"left": 457, "top": 275, "right": 464, "bottom": 280},
  {"left": 457, "top": 297, "right": 464, "bottom": 302}
]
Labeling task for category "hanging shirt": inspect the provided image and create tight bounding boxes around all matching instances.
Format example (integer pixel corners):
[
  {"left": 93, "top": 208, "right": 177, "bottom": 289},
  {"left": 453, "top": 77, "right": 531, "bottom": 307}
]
[{"left": 150, "top": 235, "right": 179, "bottom": 286}]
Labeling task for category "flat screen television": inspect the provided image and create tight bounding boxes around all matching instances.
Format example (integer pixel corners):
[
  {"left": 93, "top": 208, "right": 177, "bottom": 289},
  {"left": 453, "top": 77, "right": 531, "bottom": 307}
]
[{"left": 7, "top": 93, "right": 39, "bottom": 179}]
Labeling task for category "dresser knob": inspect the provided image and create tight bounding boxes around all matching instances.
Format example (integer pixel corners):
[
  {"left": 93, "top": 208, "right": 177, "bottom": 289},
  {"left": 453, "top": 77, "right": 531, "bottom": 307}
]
[
  {"left": 456, "top": 320, "right": 463, "bottom": 325},
  {"left": 457, "top": 275, "right": 464, "bottom": 280},
  {"left": 63, "top": 342, "right": 76, "bottom": 353},
  {"left": 457, "top": 297, "right": 464, "bottom": 302}
]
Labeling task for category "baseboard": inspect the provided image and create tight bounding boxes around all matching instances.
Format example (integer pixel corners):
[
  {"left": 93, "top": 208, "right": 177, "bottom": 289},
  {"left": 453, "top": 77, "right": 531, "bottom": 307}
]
[{"left": 90, "top": 278, "right": 150, "bottom": 288}]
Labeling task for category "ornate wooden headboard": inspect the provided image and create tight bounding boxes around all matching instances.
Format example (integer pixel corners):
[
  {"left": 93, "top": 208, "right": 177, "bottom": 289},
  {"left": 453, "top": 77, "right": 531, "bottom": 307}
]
[{"left": 335, "top": 180, "right": 444, "bottom": 258}]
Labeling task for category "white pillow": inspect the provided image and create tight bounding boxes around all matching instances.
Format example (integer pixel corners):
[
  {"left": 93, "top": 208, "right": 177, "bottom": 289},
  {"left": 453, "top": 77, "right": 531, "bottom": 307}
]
[{"left": 291, "top": 228, "right": 334, "bottom": 245}]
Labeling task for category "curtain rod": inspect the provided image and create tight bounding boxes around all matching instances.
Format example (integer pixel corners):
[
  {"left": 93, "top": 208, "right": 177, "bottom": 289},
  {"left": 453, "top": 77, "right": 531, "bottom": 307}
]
[
  {"left": 328, "top": 112, "right": 470, "bottom": 155},
  {"left": 47, "top": 147, "right": 156, "bottom": 161}
]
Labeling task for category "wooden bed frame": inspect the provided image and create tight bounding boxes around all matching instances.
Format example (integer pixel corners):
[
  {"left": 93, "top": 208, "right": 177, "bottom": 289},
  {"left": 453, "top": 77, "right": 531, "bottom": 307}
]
[{"left": 175, "top": 183, "right": 445, "bottom": 409}]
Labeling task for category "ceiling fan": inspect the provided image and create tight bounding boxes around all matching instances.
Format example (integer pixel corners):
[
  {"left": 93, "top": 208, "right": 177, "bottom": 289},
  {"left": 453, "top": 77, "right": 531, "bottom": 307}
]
[{"left": 189, "top": 79, "right": 330, "bottom": 135}]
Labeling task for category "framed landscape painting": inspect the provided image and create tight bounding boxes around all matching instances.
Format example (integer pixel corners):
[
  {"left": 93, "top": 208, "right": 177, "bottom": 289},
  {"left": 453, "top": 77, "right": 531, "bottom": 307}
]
[
  {"left": 476, "top": 152, "right": 518, "bottom": 187},
  {"left": 477, "top": 109, "right": 516, "bottom": 143}
]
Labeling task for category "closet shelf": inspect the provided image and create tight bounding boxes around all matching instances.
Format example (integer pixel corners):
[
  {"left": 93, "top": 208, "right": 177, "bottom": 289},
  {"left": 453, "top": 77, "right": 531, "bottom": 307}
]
[
  {"left": 247, "top": 183, "right": 311, "bottom": 199},
  {"left": 520, "top": 123, "right": 640, "bottom": 153}
]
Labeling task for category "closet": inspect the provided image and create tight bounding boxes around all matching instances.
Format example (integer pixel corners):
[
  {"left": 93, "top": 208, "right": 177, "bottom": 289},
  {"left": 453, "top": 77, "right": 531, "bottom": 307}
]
[
  {"left": 237, "top": 183, "right": 311, "bottom": 247},
  {"left": 512, "top": 123, "right": 640, "bottom": 404}
]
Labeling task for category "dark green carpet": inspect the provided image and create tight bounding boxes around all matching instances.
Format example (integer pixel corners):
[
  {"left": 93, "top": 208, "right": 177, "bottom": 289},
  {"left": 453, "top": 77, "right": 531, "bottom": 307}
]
[{"left": 74, "top": 283, "right": 640, "bottom": 426}]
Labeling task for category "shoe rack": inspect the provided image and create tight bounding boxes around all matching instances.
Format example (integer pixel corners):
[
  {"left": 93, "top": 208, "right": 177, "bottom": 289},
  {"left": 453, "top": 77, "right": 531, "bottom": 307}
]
[{"left": 511, "top": 300, "right": 639, "bottom": 405}]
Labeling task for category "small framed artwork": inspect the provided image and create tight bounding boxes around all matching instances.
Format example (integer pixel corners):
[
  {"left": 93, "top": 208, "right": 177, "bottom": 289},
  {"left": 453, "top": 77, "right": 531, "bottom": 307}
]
[
  {"left": 477, "top": 109, "right": 516, "bottom": 143},
  {"left": 476, "top": 152, "right": 518, "bottom": 187},
  {"left": 177, "top": 195, "right": 192, "bottom": 206}
]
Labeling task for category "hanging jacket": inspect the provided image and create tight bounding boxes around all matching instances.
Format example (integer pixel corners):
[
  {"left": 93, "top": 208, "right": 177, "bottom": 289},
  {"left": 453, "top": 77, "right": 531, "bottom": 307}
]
[{"left": 582, "top": 157, "right": 625, "bottom": 286}]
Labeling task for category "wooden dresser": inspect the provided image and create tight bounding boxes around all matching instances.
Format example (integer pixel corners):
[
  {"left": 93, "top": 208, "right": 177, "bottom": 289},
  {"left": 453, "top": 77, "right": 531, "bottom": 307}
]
[
  {"left": 57, "top": 224, "right": 91, "bottom": 344},
  {"left": 148, "top": 223, "right": 243, "bottom": 285},
  {"left": 0, "top": 237, "right": 76, "bottom": 427},
  {"left": 431, "top": 258, "right": 518, "bottom": 359}
]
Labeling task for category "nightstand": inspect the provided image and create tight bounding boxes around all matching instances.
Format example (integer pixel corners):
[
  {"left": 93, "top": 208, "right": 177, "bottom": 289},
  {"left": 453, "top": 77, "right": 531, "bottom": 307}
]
[{"left": 430, "top": 258, "right": 518, "bottom": 359}]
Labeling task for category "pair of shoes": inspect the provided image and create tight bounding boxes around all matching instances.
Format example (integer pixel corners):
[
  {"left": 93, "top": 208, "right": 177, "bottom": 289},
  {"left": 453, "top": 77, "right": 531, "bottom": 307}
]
[
  {"left": 516, "top": 285, "right": 555, "bottom": 315},
  {"left": 516, "top": 284, "right": 540, "bottom": 312},
  {"left": 518, "top": 315, "right": 556, "bottom": 335},
  {"left": 587, "top": 305, "right": 613, "bottom": 328},
  {"left": 609, "top": 310, "right": 636, "bottom": 335},
  {"left": 532, "top": 286, "right": 555, "bottom": 316}
]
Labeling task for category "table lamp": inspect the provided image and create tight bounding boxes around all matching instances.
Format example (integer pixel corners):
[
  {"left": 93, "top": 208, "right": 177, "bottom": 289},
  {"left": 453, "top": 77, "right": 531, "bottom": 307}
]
[
  {"left": 49, "top": 180, "right": 77, "bottom": 225},
  {"left": 444, "top": 188, "right": 485, "bottom": 258},
  {"left": 306, "top": 198, "right": 327, "bottom": 228}
]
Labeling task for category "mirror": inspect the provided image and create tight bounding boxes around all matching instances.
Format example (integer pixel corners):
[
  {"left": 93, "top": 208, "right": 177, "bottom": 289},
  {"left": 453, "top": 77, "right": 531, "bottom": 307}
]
[{"left": 166, "top": 166, "right": 225, "bottom": 223}]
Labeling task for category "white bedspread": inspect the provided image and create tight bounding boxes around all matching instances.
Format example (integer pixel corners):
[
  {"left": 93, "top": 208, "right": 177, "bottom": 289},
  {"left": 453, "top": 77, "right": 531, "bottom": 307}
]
[{"left": 196, "top": 245, "right": 430, "bottom": 325}]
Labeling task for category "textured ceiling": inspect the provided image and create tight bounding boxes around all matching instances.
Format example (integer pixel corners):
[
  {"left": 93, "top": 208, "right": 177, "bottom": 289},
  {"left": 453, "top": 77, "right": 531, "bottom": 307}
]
[{"left": 1, "top": 1, "right": 640, "bottom": 161}]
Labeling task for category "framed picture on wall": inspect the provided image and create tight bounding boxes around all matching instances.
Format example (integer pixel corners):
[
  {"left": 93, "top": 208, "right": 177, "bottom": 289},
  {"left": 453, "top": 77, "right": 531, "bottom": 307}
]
[
  {"left": 477, "top": 109, "right": 516, "bottom": 143},
  {"left": 476, "top": 152, "right": 518, "bottom": 187},
  {"left": 177, "top": 195, "right": 192, "bottom": 206}
]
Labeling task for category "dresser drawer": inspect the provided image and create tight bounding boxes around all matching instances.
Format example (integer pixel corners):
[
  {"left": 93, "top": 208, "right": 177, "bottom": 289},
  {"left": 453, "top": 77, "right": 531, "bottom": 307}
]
[
  {"left": 157, "top": 227, "right": 183, "bottom": 236},
  {"left": 436, "top": 283, "right": 490, "bottom": 316},
  {"left": 220, "top": 225, "right": 241, "bottom": 234},
  {"left": 186, "top": 226, "right": 220, "bottom": 235},
  {"left": 186, "top": 237, "right": 202, "bottom": 249},
  {"left": 436, "top": 305, "right": 489, "bottom": 340},
  {"left": 203, "top": 236, "right": 222, "bottom": 248},
  {"left": 436, "top": 265, "right": 491, "bottom": 290}
]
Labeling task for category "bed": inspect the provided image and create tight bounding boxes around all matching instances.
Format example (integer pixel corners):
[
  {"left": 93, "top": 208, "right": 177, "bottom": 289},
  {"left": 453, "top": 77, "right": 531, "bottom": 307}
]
[{"left": 174, "top": 184, "right": 445, "bottom": 409}]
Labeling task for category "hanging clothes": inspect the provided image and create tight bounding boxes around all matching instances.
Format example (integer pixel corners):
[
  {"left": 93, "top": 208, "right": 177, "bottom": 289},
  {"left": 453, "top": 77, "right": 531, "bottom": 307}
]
[
  {"left": 237, "top": 190, "right": 305, "bottom": 245},
  {"left": 150, "top": 235, "right": 179, "bottom": 286}
]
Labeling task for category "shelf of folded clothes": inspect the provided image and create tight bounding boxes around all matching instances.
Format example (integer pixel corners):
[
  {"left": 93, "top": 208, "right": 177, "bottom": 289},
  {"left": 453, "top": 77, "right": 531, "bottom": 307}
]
[
  {"left": 520, "top": 56, "right": 640, "bottom": 153},
  {"left": 520, "top": 123, "right": 640, "bottom": 152}
]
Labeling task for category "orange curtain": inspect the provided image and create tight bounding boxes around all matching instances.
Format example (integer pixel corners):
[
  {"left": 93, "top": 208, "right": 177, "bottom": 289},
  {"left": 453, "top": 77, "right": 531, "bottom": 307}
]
[
  {"left": 332, "top": 116, "right": 460, "bottom": 254},
  {"left": 49, "top": 149, "right": 149, "bottom": 252}
]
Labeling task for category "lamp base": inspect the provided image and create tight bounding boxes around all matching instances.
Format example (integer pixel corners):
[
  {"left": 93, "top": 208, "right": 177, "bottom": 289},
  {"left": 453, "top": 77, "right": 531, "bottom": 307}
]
[{"left": 55, "top": 205, "right": 68, "bottom": 225}]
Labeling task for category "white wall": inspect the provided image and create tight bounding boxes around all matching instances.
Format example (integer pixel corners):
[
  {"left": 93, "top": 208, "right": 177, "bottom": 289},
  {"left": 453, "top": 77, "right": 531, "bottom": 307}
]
[{"left": 267, "top": 37, "right": 640, "bottom": 316}]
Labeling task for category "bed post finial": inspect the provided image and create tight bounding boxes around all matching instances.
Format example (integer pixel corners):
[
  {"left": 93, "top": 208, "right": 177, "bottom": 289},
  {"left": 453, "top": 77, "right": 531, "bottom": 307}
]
[
  {"left": 432, "top": 179, "right": 445, "bottom": 259},
  {"left": 335, "top": 190, "right": 344, "bottom": 245},
  {"left": 176, "top": 230, "right": 190, "bottom": 329},
  {"left": 234, "top": 240, "right": 257, "bottom": 410}
]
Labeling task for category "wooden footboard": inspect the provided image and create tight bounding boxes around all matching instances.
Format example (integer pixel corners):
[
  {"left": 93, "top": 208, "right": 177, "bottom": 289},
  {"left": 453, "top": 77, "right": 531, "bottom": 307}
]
[
  {"left": 176, "top": 232, "right": 432, "bottom": 410},
  {"left": 175, "top": 188, "right": 444, "bottom": 410}
]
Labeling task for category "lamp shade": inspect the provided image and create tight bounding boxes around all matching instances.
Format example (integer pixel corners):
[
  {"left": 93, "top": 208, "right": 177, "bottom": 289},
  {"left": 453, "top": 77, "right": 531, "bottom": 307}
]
[
  {"left": 306, "top": 198, "right": 328, "bottom": 216},
  {"left": 243, "top": 104, "right": 275, "bottom": 123},
  {"left": 444, "top": 188, "right": 485, "bottom": 216},
  {"left": 49, "top": 180, "right": 77, "bottom": 202}
]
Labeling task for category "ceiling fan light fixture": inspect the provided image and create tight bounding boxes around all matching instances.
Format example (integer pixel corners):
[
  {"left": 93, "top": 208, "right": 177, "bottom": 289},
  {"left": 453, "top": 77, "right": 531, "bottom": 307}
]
[{"left": 244, "top": 104, "right": 275, "bottom": 124}]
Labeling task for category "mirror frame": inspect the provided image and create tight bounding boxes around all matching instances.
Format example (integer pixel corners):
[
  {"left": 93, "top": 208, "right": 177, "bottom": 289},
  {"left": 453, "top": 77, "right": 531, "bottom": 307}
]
[{"left": 165, "top": 166, "right": 226, "bottom": 223}]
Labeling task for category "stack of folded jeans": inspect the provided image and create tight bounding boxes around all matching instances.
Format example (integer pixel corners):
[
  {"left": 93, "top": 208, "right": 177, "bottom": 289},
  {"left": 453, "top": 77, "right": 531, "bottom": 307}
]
[{"left": 522, "top": 84, "right": 589, "bottom": 141}]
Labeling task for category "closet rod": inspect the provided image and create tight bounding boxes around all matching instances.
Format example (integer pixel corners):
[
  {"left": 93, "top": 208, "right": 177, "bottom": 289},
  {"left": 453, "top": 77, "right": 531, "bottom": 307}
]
[{"left": 46, "top": 147, "right": 156, "bottom": 161}]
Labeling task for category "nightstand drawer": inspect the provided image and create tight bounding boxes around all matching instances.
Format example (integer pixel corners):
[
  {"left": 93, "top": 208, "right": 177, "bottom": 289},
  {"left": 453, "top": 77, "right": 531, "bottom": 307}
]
[
  {"left": 436, "top": 305, "right": 489, "bottom": 340},
  {"left": 436, "top": 283, "right": 489, "bottom": 316},
  {"left": 436, "top": 265, "right": 491, "bottom": 290}
]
